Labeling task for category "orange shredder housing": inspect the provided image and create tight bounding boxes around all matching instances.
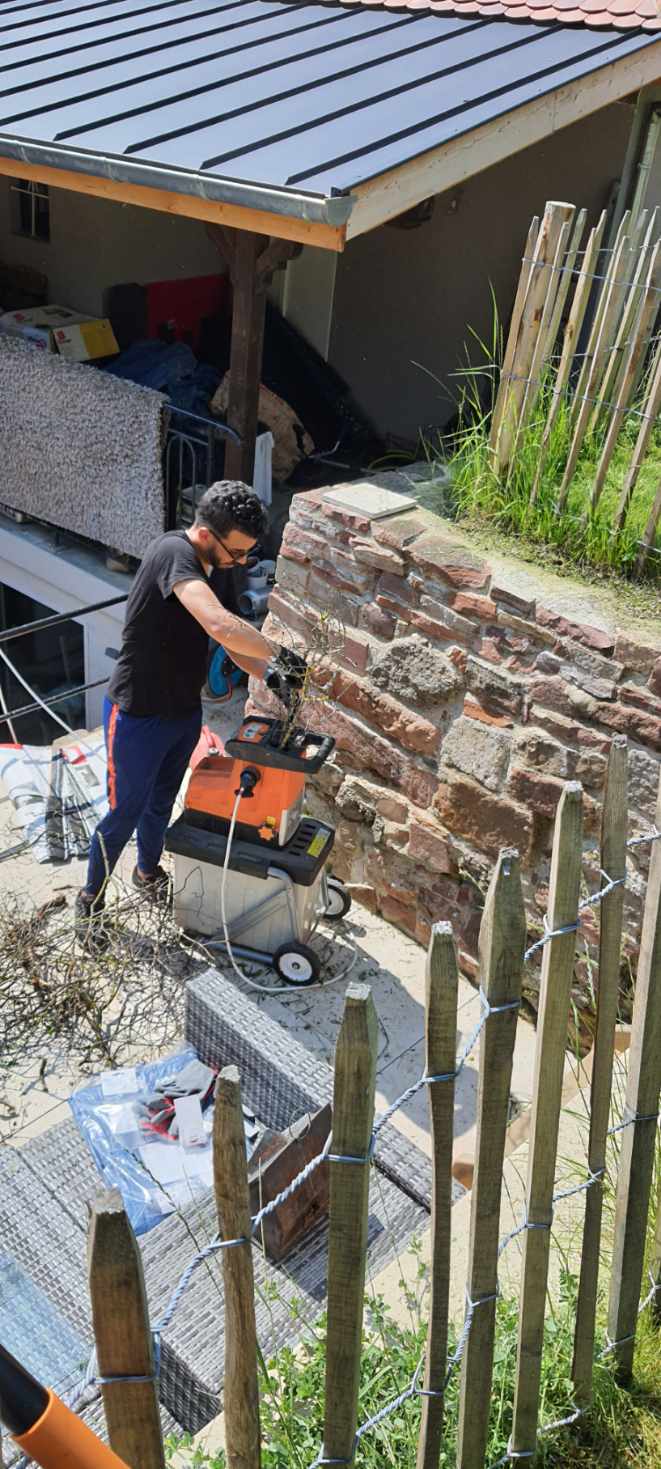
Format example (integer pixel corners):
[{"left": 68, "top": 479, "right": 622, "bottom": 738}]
[{"left": 185, "top": 754, "right": 305, "bottom": 845}]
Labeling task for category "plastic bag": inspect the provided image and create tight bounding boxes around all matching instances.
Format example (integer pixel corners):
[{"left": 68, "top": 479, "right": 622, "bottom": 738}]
[{"left": 69, "top": 1046, "right": 206, "bottom": 1235}]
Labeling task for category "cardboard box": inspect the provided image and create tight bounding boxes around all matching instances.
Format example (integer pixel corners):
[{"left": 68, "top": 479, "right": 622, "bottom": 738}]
[{"left": 0, "top": 304, "right": 118, "bottom": 360}]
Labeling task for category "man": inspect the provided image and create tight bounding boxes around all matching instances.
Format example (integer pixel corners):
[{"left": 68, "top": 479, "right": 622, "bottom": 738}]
[{"left": 76, "top": 480, "right": 275, "bottom": 947}]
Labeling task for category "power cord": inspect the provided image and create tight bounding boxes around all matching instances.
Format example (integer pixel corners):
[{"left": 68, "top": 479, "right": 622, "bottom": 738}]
[{"left": 217, "top": 788, "right": 357, "bottom": 995}]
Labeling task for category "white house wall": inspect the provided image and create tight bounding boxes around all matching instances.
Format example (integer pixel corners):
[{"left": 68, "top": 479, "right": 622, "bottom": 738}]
[{"left": 0, "top": 185, "right": 224, "bottom": 318}]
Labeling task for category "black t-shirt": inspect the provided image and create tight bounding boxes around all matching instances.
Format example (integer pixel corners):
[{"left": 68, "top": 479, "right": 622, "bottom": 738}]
[{"left": 108, "top": 531, "right": 227, "bottom": 718}]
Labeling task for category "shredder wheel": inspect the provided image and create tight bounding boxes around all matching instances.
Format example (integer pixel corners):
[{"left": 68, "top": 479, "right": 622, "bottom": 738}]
[
  {"left": 325, "top": 877, "right": 352, "bottom": 921},
  {"left": 273, "top": 942, "right": 320, "bottom": 986}
]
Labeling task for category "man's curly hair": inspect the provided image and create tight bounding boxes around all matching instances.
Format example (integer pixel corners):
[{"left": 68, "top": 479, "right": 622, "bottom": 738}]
[{"left": 195, "top": 480, "right": 268, "bottom": 541}]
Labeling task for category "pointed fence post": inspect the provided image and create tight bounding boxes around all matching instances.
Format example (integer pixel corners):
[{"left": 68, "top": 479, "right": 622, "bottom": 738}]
[
  {"left": 88, "top": 1190, "right": 165, "bottom": 1469},
  {"left": 511, "top": 782, "right": 583, "bottom": 1456},
  {"left": 323, "top": 983, "right": 378, "bottom": 1468},
  {"left": 456, "top": 848, "right": 526, "bottom": 1469},
  {"left": 572, "top": 737, "right": 628, "bottom": 1403},
  {"left": 491, "top": 201, "right": 574, "bottom": 475},
  {"left": 416, "top": 923, "right": 459, "bottom": 1469},
  {"left": 607, "top": 770, "right": 661, "bottom": 1382},
  {"left": 213, "top": 1065, "right": 261, "bottom": 1469}
]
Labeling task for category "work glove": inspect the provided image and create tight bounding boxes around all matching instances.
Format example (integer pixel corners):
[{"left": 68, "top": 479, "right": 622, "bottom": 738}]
[
  {"left": 275, "top": 645, "right": 307, "bottom": 689},
  {"left": 264, "top": 646, "right": 307, "bottom": 707}
]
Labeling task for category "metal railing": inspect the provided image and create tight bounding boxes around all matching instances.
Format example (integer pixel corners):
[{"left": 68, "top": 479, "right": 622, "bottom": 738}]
[
  {"left": 0, "top": 594, "right": 127, "bottom": 647},
  {"left": 164, "top": 407, "right": 240, "bottom": 527},
  {"left": 0, "top": 594, "right": 127, "bottom": 732}
]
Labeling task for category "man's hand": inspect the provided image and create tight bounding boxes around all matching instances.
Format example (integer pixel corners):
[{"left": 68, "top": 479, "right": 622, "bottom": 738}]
[
  {"left": 275, "top": 645, "right": 307, "bottom": 689},
  {"left": 264, "top": 646, "right": 308, "bottom": 708}
]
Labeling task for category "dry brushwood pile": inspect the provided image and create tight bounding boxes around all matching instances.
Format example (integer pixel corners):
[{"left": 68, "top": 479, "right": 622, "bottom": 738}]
[{"left": 0, "top": 884, "right": 199, "bottom": 1098}]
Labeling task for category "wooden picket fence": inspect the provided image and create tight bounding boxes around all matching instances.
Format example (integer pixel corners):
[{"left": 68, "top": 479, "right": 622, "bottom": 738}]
[
  {"left": 83, "top": 743, "right": 660, "bottom": 1469},
  {"left": 490, "top": 199, "right": 661, "bottom": 573}
]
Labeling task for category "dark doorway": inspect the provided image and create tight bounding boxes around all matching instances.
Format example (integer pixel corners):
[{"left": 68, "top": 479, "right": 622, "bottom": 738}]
[{"left": 0, "top": 587, "right": 85, "bottom": 744}]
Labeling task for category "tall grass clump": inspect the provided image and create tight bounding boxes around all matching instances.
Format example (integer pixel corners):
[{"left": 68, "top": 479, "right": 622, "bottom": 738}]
[{"left": 429, "top": 310, "right": 661, "bottom": 587}]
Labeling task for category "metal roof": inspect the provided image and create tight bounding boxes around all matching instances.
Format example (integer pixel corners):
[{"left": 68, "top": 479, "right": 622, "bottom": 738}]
[{"left": 0, "top": 1, "right": 658, "bottom": 214}]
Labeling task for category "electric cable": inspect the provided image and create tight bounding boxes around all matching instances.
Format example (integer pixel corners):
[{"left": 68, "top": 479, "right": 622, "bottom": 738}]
[
  {"left": 216, "top": 788, "right": 357, "bottom": 995},
  {"left": 0, "top": 647, "right": 84, "bottom": 742},
  {"left": 0, "top": 675, "right": 18, "bottom": 744}
]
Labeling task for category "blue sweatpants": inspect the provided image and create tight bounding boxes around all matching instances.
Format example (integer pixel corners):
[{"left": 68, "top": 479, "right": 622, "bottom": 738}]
[{"left": 85, "top": 697, "right": 202, "bottom": 899}]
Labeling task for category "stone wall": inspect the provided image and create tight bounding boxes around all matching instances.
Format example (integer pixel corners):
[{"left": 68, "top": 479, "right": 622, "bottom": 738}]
[{"left": 253, "top": 472, "right": 661, "bottom": 1042}]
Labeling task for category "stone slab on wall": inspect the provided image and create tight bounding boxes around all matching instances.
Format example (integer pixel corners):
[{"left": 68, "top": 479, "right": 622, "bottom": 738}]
[{"left": 252, "top": 470, "right": 661, "bottom": 1044}]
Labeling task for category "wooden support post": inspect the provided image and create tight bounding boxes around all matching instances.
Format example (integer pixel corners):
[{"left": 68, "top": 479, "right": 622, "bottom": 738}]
[
  {"left": 416, "top": 923, "right": 459, "bottom": 1469},
  {"left": 208, "top": 225, "right": 300, "bottom": 484},
  {"left": 213, "top": 1065, "right": 261, "bottom": 1469},
  {"left": 511, "top": 783, "right": 583, "bottom": 1456},
  {"left": 514, "top": 217, "right": 573, "bottom": 464},
  {"left": 543, "top": 208, "right": 587, "bottom": 369},
  {"left": 543, "top": 213, "right": 606, "bottom": 508},
  {"left": 572, "top": 738, "right": 628, "bottom": 1403},
  {"left": 587, "top": 210, "right": 656, "bottom": 437},
  {"left": 88, "top": 1190, "right": 165, "bottom": 1469},
  {"left": 607, "top": 769, "right": 661, "bottom": 1382},
  {"left": 323, "top": 983, "right": 378, "bottom": 1468},
  {"left": 224, "top": 231, "right": 266, "bottom": 484},
  {"left": 558, "top": 232, "right": 632, "bottom": 509},
  {"left": 571, "top": 211, "right": 631, "bottom": 422},
  {"left": 456, "top": 848, "right": 526, "bottom": 1469}
]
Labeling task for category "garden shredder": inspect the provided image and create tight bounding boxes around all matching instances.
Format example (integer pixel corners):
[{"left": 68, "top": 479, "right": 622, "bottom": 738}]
[{"left": 165, "top": 647, "right": 351, "bottom": 985}]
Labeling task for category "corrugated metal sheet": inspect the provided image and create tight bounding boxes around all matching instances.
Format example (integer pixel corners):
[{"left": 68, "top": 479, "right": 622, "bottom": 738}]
[{"left": 0, "top": 0, "right": 658, "bottom": 199}]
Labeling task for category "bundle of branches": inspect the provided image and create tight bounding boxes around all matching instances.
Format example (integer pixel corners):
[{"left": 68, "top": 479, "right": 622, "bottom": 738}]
[{"left": 0, "top": 886, "right": 199, "bottom": 1101}]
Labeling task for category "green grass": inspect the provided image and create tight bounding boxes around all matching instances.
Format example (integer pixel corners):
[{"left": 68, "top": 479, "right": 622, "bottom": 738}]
[
  {"left": 165, "top": 1274, "right": 661, "bottom": 1469},
  {"left": 166, "top": 1198, "right": 661, "bottom": 1469},
  {"left": 166, "top": 1061, "right": 660, "bottom": 1469},
  {"left": 416, "top": 315, "right": 661, "bottom": 590}
]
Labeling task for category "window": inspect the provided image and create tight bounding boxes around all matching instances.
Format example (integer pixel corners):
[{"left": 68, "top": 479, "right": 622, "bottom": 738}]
[{"left": 10, "top": 179, "right": 50, "bottom": 242}]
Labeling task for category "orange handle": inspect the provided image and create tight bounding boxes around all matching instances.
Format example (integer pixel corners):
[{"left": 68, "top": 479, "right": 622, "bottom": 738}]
[{"left": 16, "top": 1389, "right": 130, "bottom": 1468}]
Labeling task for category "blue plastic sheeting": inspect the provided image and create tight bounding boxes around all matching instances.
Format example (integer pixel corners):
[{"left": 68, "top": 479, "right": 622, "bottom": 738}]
[
  {"left": 0, "top": 2, "right": 657, "bottom": 197},
  {"left": 104, "top": 340, "right": 221, "bottom": 417}
]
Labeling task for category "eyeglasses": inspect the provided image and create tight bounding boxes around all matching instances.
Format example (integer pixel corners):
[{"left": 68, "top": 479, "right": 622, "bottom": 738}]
[{"left": 206, "top": 528, "right": 256, "bottom": 565}]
